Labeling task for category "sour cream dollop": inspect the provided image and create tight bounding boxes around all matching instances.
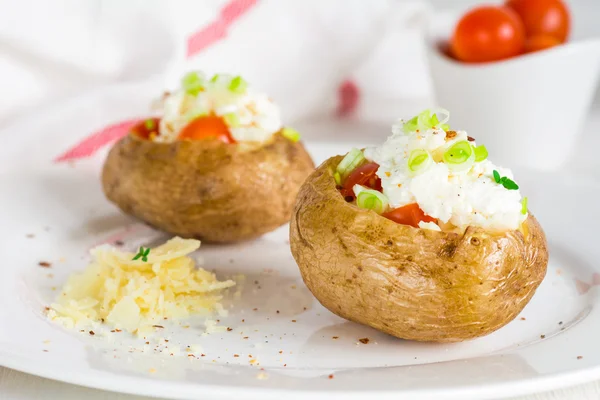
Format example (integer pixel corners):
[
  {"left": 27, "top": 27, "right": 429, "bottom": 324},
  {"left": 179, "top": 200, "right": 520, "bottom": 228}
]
[
  {"left": 363, "top": 119, "right": 527, "bottom": 232},
  {"left": 156, "top": 72, "right": 282, "bottom": 143}
]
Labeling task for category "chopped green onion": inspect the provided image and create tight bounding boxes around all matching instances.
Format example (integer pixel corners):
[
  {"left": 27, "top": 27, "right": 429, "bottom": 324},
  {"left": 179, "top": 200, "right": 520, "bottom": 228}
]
[
  {"left": 443, "top": 140, "right": 474, "bottom": 171},
  {"left": 336, "top": 148, "right": 365, "bottom": 180},
  {"left": 228, "top": 75, "right": 248, "bottom": 94},
  {"left": 356, "top": 187, "right": 389, "bottom": 214},
  {"left": 417, "top": 109, "right": 432, "bottom": 131},
  {"left": 182, "top": 71, "right": 204, "bottom": 95},
  {"left": 132, "top": 246, "right": 150, "bottom": 262},
  {"left": 281, "top": 127, "right": 301, "bottom": 142},
  {"left": 144, "top": 119, "right": 156, "bottom": 130},
  {"left": 473, "top": 145, "right": 488, "bottom": 162},
  {"left": 403, "top": 116, "right": 418, "bottom": 133},
  {"left": 223, "top": 113, "right": 240, "bottom": 127},
  {"left": 186, "top": 110, "right": 209, "bottom": 122},
  {"left": 493, "top": 170, "right": 501, "bottom": 183},
  {"left": 521, "top": 197, "right": 528, "bottom": 215},
  {"left": 210, "top": 74, "right": 219, "bottom": 83},
  {"left": 403, "top": 108, "right": 450, "bottom": 133},
  {"left": 407, "top": 149, "right": 432, "bottom": 173},
  {"left": 444, "top": 140, "right": 473, "bottom": 164},
  {"left": 334, "top": 171, "right": 342, "bottom": 186},
  {"left": 441, "top": 123, "right": 450, "bottom": 131}
]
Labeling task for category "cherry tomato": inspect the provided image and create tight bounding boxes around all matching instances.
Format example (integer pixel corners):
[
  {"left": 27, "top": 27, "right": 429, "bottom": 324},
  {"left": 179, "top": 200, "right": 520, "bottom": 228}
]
[
  {"left": 450, "top": 6, "right": 526, "bottom": 63},
  {"left": 340, "top": 162, "right": 382, "bottom": 200},
  {"left": 506, "top": 0, "right": 570, "bottom": 43},
  {"left": 178, "top": 115, "right": 236, "bottom": 144},
  {"left": 382, "top": 203, "right": 436, "bottom": 228},
  {"left": 525, "top": 34, "right": 561, "bottom": 53},
  {"left": 131, "top": 117, "right": 160, "bottom": 140}
]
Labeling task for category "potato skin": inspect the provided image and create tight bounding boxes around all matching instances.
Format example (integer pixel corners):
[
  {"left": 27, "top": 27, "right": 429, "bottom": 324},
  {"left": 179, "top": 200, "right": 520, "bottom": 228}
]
[
  {"left": 290, "top": 156, "right": 549, "bottom": 342},
  {"left": 102, "top": 132, "right": 314, "bottom": 243}
]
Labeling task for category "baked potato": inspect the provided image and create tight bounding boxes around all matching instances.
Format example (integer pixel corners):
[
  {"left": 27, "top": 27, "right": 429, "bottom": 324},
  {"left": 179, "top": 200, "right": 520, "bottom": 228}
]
[
  {"left": 101, "top": 71, "right": 315, "bottom": 243},
  {"left": 290, "top": 109, "right": 548, "bottom": 342}
]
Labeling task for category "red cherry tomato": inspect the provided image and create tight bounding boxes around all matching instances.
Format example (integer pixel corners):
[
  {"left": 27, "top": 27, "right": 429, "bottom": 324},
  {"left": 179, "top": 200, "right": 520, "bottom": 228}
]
[
  {"left": 450, "top": 6, "right": 526, "bottom": 63},
  {"left": 178, "top": 115, "right": 236, "bottom": 144},
  {"left": 525, "top": 34, "right": 561, "bottom": 53},
  {"left": 340, "top": 162, "right": 382, "bottom": 200},
  {"left": 506, "top": 0, "right": 570, "bottom": 43},
  {"left": 131, "top": 117, "right": 160, "bottom": 140},
  {"left": 382, "top": 203, "right": 436, "bottom": 228}
]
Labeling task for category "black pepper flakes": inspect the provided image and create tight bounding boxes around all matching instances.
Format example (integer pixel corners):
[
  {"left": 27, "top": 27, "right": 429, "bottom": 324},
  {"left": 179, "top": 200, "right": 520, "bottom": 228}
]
[
  {"left": 227, "top": 327, "right": 233, "bottom": 332},
  {"left": 89, "top": 331, "right": 95, "bottom": 336},
  {"left": 358, "top": 338, "right": 370, "bottom": 344},
  {"left": 38, "top": 261, "right": 52, "bottom": 268}
]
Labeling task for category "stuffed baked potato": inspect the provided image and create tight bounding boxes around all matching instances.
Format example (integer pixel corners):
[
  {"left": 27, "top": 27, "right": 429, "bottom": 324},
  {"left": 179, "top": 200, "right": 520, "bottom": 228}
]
[
  {"left": 290, "top": 109, "right": 548, "bottom": 342},
  {"left": 102, "top": 72, "right": 314, "bottom": 242}
]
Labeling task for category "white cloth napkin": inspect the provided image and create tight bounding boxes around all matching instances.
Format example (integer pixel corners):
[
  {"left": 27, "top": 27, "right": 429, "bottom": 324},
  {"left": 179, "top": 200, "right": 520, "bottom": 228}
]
[{"left": 0, "top": 0, "right": 432, "bottom": 129}]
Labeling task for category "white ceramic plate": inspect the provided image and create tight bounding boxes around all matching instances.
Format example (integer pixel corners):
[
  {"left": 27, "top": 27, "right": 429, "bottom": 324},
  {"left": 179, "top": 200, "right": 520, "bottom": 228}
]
[{"left": 1, "top": 88, "right": 600, "bottom": 400}]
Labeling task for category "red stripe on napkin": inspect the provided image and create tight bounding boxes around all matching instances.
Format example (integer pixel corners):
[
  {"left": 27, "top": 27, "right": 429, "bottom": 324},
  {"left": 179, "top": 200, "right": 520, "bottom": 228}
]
[
  {"left": 186, "top": 0, "right": 258, "bottom": 57},
  {"left": 336, "top": 80, "right": 360, "bottom": 118},
  {"left": 54, "top": 118, "right": 141, "bottom": 163}
]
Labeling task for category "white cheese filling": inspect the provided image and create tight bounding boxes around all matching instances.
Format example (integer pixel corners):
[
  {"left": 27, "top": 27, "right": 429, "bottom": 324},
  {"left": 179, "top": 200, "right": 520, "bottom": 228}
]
[
  {"left": 363, "top": 124, "right": 527, "bottom": 232},
  {"left": 156, "top": 72, "right": 282, "bottom": 143}
]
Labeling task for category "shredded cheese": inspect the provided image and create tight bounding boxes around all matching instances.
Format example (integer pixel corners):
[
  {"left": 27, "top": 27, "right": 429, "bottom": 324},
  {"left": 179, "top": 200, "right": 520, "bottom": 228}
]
[{"left": 48, "top": 237, "right": 235, "bottom": 335}]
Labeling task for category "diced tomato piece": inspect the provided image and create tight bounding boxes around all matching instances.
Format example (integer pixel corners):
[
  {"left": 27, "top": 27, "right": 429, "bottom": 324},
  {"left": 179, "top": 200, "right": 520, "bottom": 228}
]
[
  {"left": 382, "top": 203, "right": 436, "bottom": 228},
  {"left": 131, "top": 117, "right": 161, "bottom": 140},
  {"left": 178, "top": 115, "right": 236, "bottom": 144},
  {"left": 340, "top": 162, "right": 382, "bottom": 199}
]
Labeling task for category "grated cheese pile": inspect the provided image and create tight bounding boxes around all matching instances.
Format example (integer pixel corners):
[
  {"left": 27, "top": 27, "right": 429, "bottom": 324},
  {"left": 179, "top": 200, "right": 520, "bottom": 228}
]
[{"left": 47, "top": 237, "right": 235, "bottom": 335}]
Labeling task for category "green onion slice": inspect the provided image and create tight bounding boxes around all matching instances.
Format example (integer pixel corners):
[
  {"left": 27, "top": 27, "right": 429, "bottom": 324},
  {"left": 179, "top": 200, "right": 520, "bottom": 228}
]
[
  {"left": 336, "top": 148, "right": 365, "bottom": 180},
  {"left": 407, "top": 149, "right": 432, "bottom": 173},
  {"left": 210, "top": 74, "right": 220, "bottom": 83},
  {"left": 443, "top": 140, "right": 474, "bottom": 171},
  {"left": 144, "top": 119, "right": 156, "bottom": 130},
  {"left": 521, "top": 197, "right": 528, "bottom": 215},
  {"left": 182, "top": 71, "right": 204, "bottom": 95},
  {"left": 402, "top": 108, "right": 450, "bottom": 133},
  {"left": 356, "top": 186, "right": 389, "bottom": 214},
  {"left": 185, "top": 110, "right": 209, "bottom": 122},
  {"left": 417, "top": 109, "right": 432, "bottom": 131},
  {"left": 473, "top": 144, "right": 488, "bottom": 162},
  {"left": 402, "top": 116, "right": 418, "bottom": 133},
  {"left": 334, "top": 171, "right": 342, "bottom": 186},
  {"left": 228, "top": 76, "right": 248, "bottom": 94},
  {"left": 223, "top": 113, "right": 240, "bottom": 128},
  {"left": 281, "top": 127, "right": 301, "bottom": 142}
]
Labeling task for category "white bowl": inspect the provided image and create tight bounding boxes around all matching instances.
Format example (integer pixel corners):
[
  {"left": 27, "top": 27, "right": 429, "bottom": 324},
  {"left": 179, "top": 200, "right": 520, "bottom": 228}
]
[{"left": 427, "top": 25, "right": 600, "bottom": 171}]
